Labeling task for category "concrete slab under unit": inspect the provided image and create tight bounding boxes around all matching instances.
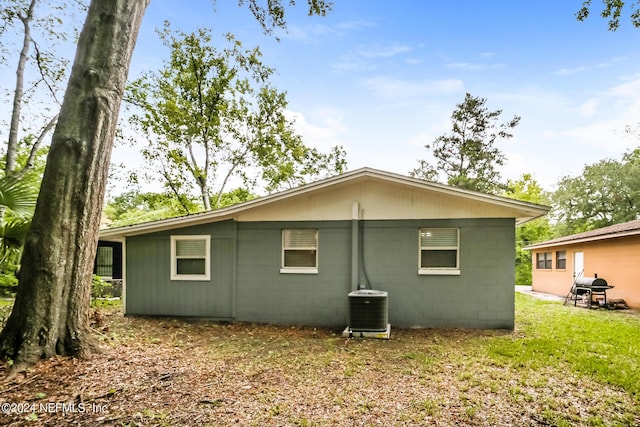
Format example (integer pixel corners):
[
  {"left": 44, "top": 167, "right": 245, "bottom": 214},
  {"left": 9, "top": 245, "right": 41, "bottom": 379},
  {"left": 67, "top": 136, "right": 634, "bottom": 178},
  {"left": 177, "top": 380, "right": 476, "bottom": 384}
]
[{"left": 342, "top": 324, "right": 391, "bottom": 339}]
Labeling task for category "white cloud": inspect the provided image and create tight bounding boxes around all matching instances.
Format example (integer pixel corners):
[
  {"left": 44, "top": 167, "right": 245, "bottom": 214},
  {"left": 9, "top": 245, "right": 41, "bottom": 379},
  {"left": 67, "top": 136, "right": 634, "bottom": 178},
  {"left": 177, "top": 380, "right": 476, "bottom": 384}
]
[
  {"left": 563, "top": 74, "right": 640, "bottom": 150},
  {"left": 285, "top": 20, "right": 373, "bottom": 43},
  {"left": 444, "top": 62, "right": 505, "bottom": 71},
  {"left": 555, "top": 57, "right": 627, "bottom": 76},
  {"left": 361, "top": 76, "right": 464, "bottom": 99},
  {"left": 556, "top": 65, "right": 589, "bottom": 76},
  {"left": 332, "top": 43, "right": 412, "bottom": 72},
  {"left": 608, "top": 74, "right": 640, "bottom": 97},
  {"left": 356, "top": 44, "right": 411, "bottom": 58},
  {"left": 285, "top": 109, "right": 347, "bottom": 151},
  {"left": 407, "top": 131, "right": 432, "bottom": 148},
  {"left": 578, "top": 99, "right": 599, "bottom": 117}
]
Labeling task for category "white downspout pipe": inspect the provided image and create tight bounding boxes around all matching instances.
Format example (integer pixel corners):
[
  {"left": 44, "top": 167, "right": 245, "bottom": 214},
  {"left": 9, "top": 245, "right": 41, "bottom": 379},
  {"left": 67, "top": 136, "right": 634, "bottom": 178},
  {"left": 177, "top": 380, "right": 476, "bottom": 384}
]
[{"left": 351, "top": 200, "right": 359, "bottom": 291}]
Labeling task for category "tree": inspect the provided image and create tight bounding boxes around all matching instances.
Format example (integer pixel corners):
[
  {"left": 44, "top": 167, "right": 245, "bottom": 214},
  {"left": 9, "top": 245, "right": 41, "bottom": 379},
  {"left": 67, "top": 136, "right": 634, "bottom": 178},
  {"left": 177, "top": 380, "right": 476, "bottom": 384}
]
[
  {"left": 576, "top": 0, "right": 640, "bottom": 30},
  {"left": 0, "top": 0, "right": 332, "bottom": 375},
  {"left": 1, "top": 0, "right": 82, "bottom": 182},
  {"left": 104, "top": 188, "right": 257, "bottom": 227},
  {"left": 126, "top": 26, "right": 346, "bottom": 211},
  {"left": 503, "top": 174, "right": 552, "bottom": 285},
  {"left": 411, "top": 93, "right": 520, "bottom": 194},
  {"left": 551, "top": 148, "right": 640, "bottom": 236}
]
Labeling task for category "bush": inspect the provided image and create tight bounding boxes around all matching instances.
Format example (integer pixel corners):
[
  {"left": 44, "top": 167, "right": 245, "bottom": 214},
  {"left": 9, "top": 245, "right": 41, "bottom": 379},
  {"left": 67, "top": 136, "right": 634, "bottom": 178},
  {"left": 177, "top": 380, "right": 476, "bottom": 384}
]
[
  {"left": 92, "top": 275, "right": 113, "bottom": 298},
  {"left": 91, "top": 276, "right": 123, "bottom": 299},
  {"left": 0, "top": 263, "right": 19, "bottom": 297}
]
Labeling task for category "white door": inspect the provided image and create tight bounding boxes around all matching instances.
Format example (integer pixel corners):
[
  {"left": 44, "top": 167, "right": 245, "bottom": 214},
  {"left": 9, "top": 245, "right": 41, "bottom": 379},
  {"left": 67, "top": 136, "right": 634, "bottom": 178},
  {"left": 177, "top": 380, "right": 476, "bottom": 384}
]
[{"left": 573, "top": 251, "right": 584, "bottom": 279}]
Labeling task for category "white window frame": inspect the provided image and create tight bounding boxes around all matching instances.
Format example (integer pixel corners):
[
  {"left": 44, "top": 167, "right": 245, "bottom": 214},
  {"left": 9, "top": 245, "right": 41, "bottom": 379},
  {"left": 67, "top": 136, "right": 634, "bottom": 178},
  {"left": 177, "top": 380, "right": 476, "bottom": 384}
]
[
  {"left": 170, "top": 235, "right": 211, "bottom": 281},
  {"left": 536, "top": 251, "right": 552, "bottom": 270},
  {"left": 280, "top": 229, "right": 318, "bottom": 274},
  {"left": 418, "top": 228, "right": 460, "bottom": 276}
]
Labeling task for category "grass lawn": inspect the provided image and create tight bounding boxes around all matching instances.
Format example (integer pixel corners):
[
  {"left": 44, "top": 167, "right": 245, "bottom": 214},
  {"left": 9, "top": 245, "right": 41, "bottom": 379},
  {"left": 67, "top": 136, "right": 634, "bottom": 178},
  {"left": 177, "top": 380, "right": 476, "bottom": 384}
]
[{"left": 0, "top": 294, "right": 638, "bottom": 426}]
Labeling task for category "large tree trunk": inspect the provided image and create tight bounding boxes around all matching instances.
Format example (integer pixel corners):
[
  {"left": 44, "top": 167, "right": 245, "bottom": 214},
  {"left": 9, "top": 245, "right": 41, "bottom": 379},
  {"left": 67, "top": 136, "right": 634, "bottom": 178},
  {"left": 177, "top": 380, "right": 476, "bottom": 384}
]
[{"left": 0, "top": 0, "right": 149, "bottom": 375}]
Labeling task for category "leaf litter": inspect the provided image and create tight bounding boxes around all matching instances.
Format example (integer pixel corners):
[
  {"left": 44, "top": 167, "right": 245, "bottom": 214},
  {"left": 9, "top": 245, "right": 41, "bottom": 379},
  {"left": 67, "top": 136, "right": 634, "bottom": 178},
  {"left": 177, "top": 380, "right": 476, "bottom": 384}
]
[{"left": 0, "top": 307, "right": 638, "bottom": 426}]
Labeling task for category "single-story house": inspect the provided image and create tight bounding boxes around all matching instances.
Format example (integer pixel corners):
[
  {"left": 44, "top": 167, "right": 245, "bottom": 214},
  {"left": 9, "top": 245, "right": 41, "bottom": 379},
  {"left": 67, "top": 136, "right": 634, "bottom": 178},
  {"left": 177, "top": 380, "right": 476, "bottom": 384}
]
[
  {"left": 524, "top": 219, "right": 640, "bottom": 309},
  {"left": 98, "top": 167, "right": 549, "bottom": 329}
]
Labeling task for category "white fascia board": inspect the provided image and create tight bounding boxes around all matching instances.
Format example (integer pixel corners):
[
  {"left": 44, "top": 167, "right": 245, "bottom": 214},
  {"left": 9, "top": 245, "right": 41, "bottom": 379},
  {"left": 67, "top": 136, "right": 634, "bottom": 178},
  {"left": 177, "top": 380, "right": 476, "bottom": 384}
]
[{"left": 99, "top": 167, "right": 550, "bottom": 238}]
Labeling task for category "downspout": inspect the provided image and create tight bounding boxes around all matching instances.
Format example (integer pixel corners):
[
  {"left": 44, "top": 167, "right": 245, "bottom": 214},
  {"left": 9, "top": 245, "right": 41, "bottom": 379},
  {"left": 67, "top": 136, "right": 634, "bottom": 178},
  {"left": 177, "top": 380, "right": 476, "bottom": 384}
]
[
  {"left": 120, "top": 237, "right": 127, "bottom": 314},
  {"left": 351, "top": 201, "right": 359, "bottom": 292}
]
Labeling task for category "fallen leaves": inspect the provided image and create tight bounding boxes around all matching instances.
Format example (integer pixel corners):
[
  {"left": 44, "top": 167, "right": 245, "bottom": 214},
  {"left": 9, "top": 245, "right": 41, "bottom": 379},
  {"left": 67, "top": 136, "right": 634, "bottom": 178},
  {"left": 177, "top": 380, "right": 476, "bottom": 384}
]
[{"left": 0, "top": 309, "right": 638, "bottom": 426}]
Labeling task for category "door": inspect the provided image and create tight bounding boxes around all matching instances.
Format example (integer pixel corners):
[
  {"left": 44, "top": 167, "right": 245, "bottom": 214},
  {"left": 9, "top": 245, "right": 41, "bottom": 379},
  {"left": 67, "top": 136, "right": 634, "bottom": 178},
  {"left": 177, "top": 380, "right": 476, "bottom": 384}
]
[{"left": 573, "top": 251, "right": 584, "bottom": 279}]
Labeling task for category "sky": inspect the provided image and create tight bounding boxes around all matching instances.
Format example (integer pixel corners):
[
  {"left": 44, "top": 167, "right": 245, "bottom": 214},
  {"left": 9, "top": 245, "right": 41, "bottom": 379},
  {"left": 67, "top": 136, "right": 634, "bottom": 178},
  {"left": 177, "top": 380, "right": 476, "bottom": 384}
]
[{"left": 3, "top": 1, "right": 640, "bottom": 195}]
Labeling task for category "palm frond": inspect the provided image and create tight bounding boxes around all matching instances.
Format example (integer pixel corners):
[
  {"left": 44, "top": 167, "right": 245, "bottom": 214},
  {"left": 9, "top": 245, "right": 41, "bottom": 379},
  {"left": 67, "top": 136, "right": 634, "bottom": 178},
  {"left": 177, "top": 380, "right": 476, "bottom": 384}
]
[
  {"left": 0, "top": 218, "right": 31, "bottom": 265},
  {"left": 0, "top": 178, "right": 38, "bottom": 217}
]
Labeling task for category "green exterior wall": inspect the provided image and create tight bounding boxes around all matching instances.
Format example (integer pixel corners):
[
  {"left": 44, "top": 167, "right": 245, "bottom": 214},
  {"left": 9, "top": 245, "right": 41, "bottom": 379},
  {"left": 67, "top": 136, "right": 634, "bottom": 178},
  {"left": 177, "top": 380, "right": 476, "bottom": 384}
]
[
  {"left": 125, "top": 220, "right": 236, "bottom": 319},
  {"left": 124, "top": 218, "right": 515, "bottom": 329}
]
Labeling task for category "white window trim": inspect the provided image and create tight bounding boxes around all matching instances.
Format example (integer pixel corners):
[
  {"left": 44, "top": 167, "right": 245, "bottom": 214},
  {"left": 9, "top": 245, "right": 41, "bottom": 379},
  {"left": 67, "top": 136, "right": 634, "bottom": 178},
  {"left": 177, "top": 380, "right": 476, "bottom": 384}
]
[
  {"left": 418, "top": 228, "right": 460, "bottom": 276},
  {"left": 170, "top": 235, "right": 211, "bottom": 281},
  {"left": 280, "top": 229, "right": 319, "bottom": 274},
  {"left": 418, "top": 268, "right": 461, "bottom": 276},
  {"left": 279, "top": 266, "right": 319, "bottom": 274}
]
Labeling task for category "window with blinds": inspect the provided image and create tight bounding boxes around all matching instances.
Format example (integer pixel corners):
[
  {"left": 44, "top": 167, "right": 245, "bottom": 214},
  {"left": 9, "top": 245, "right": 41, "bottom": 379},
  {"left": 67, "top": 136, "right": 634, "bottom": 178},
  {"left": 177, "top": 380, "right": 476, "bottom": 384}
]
[
  {"left": 555, "top": 250, "right": 566, "bottom": 270},
  {"left": 536, "top": 252, "right": 552, "bottom": 270},
  {"left": 170, "top": 235, "right": 211, "bottom": 280},
  {"left": 281, "top": 229, "right": 318, "bottom": 273},
  {"left": 419, "top": 228, "right": 460, "bottom": 275}
]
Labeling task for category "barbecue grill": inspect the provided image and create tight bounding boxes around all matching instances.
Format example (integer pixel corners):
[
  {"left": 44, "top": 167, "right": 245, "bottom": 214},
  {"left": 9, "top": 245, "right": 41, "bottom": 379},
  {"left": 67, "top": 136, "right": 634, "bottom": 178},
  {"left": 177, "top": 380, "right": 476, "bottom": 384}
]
[{"left": 564, "top": 275, "right": 614, "bottom": 308}]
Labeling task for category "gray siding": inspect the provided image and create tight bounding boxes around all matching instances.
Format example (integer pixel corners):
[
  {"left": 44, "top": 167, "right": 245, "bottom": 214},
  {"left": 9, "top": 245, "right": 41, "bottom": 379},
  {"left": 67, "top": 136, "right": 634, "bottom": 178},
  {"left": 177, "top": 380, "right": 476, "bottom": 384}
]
[
  {"left": 234, "top": 218, "right": 514, "bottom": 329},
  {"left": 125, "top": 220, "right": 236, "bottom": 318},
  {"left": 358, "top": 219, "right": 515, "bottom": 329},
  {"left": 235, "top": 221, "right": 352, "bottom": 326},
  {"left": 124, "top": 218, "right": 515, "bottom": 329}
]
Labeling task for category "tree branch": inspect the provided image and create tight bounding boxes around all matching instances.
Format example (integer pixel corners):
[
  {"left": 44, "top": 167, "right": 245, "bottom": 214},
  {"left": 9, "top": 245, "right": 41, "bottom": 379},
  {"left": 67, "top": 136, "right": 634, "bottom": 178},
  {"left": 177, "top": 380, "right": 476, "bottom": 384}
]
[{"left": 13, "top": 114, "right": 58, "bottom": 182}]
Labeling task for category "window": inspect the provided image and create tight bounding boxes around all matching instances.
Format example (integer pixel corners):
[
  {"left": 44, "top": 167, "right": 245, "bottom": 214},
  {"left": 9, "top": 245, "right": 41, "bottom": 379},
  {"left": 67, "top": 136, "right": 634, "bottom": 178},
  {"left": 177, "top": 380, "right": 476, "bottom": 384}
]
[
  {"left": 556, "top": 251, "right": 566, "bottom": 270},
  {"left": 96, "top": 246, "right": 113, "bottom": 278},
  {"left": 281, "top": 229, "right": 318, "bottom": 274},
  {"left": 170, "top": 235, "right": 210, "bottom": 280},
  {"left": 419, "top": 228, "right": 460, "bottom": 275},
  {"left": 536, "top": 252, "right": 552, "bottom": 270}
]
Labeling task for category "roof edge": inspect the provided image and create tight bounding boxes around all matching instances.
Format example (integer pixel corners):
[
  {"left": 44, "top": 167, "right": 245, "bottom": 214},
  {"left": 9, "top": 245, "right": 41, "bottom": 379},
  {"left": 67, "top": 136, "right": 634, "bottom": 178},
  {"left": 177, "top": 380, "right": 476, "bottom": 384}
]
[{"left": 100, "top": 167, "right": 550, "bottom": 238}]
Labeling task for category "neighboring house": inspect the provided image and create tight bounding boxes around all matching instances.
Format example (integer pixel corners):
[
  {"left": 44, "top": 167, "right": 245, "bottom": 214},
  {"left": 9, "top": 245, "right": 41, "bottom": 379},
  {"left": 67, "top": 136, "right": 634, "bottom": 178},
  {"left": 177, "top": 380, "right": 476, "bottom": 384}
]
[
  {"left": 525, "top": 220, "right": 640, "bottom": 309},
  {"left": 98, "top": 168, "right": 548, "bottom": 330}
]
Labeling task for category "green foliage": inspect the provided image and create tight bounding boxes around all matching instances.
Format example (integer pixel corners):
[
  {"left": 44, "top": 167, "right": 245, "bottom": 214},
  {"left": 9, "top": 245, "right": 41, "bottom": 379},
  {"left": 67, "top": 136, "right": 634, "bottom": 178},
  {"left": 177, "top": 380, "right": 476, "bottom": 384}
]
[
  {"left": 503, "top": 174, "right": 553, "bottom": 285},
  {"left": 0, "top": 262, "right": 18, "bottom": 297},
  {"left": 91, "top": 298, "right": 122, "bottom": 309},
  {"left": 210, "top": 187, "right": 256, "bottom": 208},
  {"left": 103, "top": 190, "right": 201, "bottom": 227},
  {"left": 91, "top": 275, "right": 113, "bottom": 298},
  {"left": 125, "top": 25, "right": 346, "bottom": 211},
  {"left": 104, "top": 188, "right": 258, "bottom": 227},
  {"left": 0, "top": 176, "right": 37, "bottom": 267},
  {"left": 239, "top": 0, "right": 332, "bottom": 35},
  {"left": 411, "top": 93, "right": 520, "bottom": 194},
  {"left": 576, "top": 0, "right": 640, "bottom": 30},
  {"left": 551, "top": 148, "right": 640, "bottom": 236},
  {"left": 0, "top": 177, "right": 38, "bottom": 218}
]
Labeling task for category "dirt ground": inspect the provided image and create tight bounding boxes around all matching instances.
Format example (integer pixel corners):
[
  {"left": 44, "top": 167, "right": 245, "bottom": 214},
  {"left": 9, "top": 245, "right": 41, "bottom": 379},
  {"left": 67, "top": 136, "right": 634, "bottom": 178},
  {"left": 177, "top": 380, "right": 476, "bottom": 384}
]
[{"left": 0, "top": 308, "right": 638, "bottom": 426}]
